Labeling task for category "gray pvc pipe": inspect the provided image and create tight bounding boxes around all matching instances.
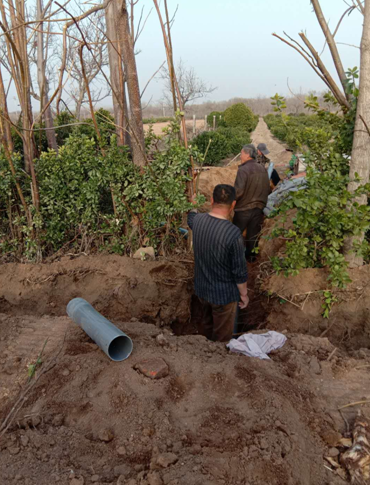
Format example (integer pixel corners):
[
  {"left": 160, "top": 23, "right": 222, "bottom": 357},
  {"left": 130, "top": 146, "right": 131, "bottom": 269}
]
[{"left": 67, "top": 298, "right": 133, "bottom": 362}]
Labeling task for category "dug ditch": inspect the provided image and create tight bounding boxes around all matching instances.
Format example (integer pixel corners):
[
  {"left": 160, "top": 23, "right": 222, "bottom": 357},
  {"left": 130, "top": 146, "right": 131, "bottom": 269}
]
[{"left": 1, "top": 255, "right": 370, "bottom": 485}]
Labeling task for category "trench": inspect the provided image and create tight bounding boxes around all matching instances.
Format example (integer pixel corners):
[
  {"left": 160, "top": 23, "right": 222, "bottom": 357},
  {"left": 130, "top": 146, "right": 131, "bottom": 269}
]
[{"left": 172, "top": 259, "right": 269, "bottom": 337}]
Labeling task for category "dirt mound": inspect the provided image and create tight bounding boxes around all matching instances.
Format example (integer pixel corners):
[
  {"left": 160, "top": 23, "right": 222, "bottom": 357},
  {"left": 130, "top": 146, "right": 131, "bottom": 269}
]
[
  {"left": 197, "top": 165, "right": 238, "bottom": 203},
  {"left": 0, "top": 255, "right": 193, "bottom": 327},
  {"left": 262, "top": 264, "right": 370, "bottom": 349},
  {"left": 259, "top": 210, "right": 297, "bottom": 262},
  {"left": 3, "top": 312, "right": 369, "bottom": 485}
]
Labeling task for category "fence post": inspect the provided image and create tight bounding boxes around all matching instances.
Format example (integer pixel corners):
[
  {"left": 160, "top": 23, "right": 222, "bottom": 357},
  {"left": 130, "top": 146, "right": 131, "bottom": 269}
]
[
  {"left": 204, "top": 115, "right": 207, "bottom": 131},
  {"left": 213, "top": 115, "right": 216, "bottom": 130}
]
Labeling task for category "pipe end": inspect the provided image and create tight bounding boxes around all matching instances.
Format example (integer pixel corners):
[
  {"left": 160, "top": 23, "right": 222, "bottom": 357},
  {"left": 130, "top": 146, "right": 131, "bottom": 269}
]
[{"left": 108, "top": 335, "right": 133, "bottom": 361}]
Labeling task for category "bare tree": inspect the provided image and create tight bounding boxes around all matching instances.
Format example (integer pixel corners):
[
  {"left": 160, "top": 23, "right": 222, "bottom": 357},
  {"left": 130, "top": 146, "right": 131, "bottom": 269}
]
[
  {"left": 105, "top": 0, "right": 129, "bottom": 145},
  {"left": 161, "top": 59, "right": 216, "bottom": 109},
  {"left": 0, "top": 0, "right": 39, "bottom": 208},
  {"left": 105, "top": 0, "right": 146, "bottom": 165},
  {"left": 35, "top": 0, "right": 58, "bottom": 151},
  {"left": 66, "top": 18, "right": 110, "bottom": 119}
]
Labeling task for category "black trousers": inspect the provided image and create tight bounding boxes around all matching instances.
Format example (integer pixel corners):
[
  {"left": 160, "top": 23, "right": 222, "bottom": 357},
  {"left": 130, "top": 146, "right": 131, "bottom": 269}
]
[{"left": 233, "top": 208, "right": 264, "bottom": 261}]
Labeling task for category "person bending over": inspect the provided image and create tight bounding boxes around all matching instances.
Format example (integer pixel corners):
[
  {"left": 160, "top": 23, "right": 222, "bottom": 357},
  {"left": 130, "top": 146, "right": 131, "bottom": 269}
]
[{"left": 188, "top": 184, "right": 249, "bottom": 342}]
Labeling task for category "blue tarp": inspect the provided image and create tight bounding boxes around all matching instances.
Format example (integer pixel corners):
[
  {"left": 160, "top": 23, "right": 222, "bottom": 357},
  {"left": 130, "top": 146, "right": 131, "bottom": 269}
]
[{"left": 264, "top": 177, "right": 307, "bottom": 216}]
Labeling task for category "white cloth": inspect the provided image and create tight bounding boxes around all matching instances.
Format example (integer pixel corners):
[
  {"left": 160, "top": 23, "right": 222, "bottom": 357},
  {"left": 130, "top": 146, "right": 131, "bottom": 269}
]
[{"left": 227, "top": 331, "right": 287, "bottom": 360}]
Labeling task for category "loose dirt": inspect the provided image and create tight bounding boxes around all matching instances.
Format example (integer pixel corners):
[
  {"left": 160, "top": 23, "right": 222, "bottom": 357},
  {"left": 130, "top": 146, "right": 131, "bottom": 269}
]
[
  {"left": 0, "top": 255, "right": 192, "bottom": 327},
  {"left": 2, "top": 312, "right": 370, "bottom": 485},
  {"left": 1, "top": 120, "right": 370, "bottom": 485}
]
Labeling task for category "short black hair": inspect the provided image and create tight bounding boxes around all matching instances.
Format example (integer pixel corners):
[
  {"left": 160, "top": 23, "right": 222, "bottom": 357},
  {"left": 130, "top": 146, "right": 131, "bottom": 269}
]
[{"left": 212, "top": 184, "right": 236, "bottom": 206}]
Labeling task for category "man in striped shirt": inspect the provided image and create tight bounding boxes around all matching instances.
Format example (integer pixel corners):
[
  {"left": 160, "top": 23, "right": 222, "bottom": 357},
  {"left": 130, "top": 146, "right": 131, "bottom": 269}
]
[{"left": 188, "top": 184, "right": 249, "bottom": 342}]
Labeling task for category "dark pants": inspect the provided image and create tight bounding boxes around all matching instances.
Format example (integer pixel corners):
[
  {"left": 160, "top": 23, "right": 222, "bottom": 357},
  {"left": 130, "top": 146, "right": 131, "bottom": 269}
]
[
  {"left": 233, "top": 208, "right": 264, "bottom": 261},
  {"left": 199, "top": 298, "right": 238, "bottom": 342}
]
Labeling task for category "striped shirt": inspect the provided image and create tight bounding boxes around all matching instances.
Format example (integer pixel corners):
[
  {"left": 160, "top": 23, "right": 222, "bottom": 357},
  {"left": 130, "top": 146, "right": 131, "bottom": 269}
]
[{"left": 188, "top": 212, "right": 248, "bottom": 305}]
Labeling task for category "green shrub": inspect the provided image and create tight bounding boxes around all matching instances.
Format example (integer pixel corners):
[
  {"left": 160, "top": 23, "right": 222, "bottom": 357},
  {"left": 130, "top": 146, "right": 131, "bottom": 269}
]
[
  {"left": 193, "top": 127, "right": 251, "bottom": 166},
  {"left": 55, "top": 111, "right": 77, "bottom": 145},
  {"left": 267, "top": 80, "right": 368, "bottom": 292},
  {"left": 192, "top": 131, "right": 229, "bottom": 165},
  {"left": 224, "top": 103, "right": 256, "bottom": 132},
  {"left": 217, "top": 127, "right": 251, "bottom": 154},
  {"left": 264, "top": 112, "right": 334, "bottom": 151},
  {"left": 75, "top": 108, "right": 116, "bottom": 146},
  {"left": 207, "top": 111, "right": 225, "bottom": 128},
  {"left": 1, "top": 115, "right": 201, "bottom": 259}
]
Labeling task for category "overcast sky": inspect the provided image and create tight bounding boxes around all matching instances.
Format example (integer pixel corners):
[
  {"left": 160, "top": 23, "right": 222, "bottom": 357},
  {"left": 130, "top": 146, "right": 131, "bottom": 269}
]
[
  {"left": 5, "top": 0, "right": 363, "bottom": 111},
  {"left": 135, "top": 0, "right": 362, "bottom": 107}
]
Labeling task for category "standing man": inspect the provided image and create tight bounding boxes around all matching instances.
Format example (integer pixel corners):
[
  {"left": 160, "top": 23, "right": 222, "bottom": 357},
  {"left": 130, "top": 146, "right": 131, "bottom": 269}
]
[
  {"left": 257, "top": 142, "right": 281, "bottom": 189},
  {"left": 233, "top": 144, "right": 270, "bottom": 262},
  {"left": 188, "top": 184, "right": 249, "bottom": 342}
]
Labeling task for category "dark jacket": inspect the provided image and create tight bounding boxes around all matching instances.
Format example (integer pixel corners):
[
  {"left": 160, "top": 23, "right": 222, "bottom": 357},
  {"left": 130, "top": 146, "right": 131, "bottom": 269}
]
[
  {"left": 234, "top": 159, "right": 270, "bottom": 212},
  {"left": 187, "top": 212, "right": 247, "bottom": 305}
]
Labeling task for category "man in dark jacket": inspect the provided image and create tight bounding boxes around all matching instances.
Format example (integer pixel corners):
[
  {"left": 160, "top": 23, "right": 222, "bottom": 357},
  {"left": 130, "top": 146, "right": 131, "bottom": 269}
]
[
  {"left": 188, "top": 184, "right": 248, "bottom": 342},
  {"left": 233, "top": 144, "right": 270, "bottom": 262}
]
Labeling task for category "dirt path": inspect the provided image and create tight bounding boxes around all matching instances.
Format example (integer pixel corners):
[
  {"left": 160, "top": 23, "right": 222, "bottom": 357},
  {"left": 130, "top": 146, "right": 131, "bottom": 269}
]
[
  {"left": 251, "top": 118, "right": 292, "bottom": 169},
  {"left": 197, "top": 117, "right": 292, "bottom": 202}
]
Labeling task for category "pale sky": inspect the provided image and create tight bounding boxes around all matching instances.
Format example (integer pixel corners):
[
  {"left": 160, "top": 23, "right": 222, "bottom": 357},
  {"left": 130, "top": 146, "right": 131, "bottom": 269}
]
[
  {"left": 135, "top": 0, "right": 362, "bottom": 105},
  {"left": 5, "top": 0, "right": 363, "bottom": 111}
]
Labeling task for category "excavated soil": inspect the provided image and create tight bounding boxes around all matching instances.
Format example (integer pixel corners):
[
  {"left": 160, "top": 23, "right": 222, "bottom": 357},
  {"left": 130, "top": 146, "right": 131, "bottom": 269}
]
[
  {"left": 0, "top": 255, "right": 193, "bottom": 327},
  {"left": 2, "top": 313, "right": 370, "bottom": 485},
  {"left": 2, "top": 119, "right": 370, "bottom": 485},
  {"left": 262, "top": 264, "right": 370, "bottom": 350}
]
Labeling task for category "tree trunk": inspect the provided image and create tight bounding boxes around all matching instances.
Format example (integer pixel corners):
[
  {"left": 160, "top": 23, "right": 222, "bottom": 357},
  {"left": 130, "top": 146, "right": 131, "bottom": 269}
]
[
  {"left": 344, "top": 0, "right": 370, "bottom": 267},
  {"left": 105, "top": 0, "right": 130, "bottom": 146},
  {"left": 164, "top": 0, "right": 177, "bottom": 113},
  {"left": 0, "top": 66, "right": 13, "bottom": 151},
  {"left": 36, "top": 0, "right": 58, "bottom": 152},
  {"left": 75, "top": 84, "right": 84, "bottom": 120},
  {"left": 311, "top": 0, "right": 350, "bottom": 101},
  {"left": 116, "top": 0, "right": 145, "bottom": 165}
]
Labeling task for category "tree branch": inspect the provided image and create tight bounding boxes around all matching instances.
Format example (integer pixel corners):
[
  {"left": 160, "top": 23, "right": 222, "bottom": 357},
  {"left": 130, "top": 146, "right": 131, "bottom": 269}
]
[
  {"left": 311, "top": 0, "right": 350, "bottom": 100},
  {"left": 299, "top": 32, "right": 351, "bottom": 109}
]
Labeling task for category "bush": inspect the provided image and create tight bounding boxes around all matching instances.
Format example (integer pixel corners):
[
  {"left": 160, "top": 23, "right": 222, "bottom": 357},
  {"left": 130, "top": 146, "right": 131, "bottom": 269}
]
[
  {"left": 0, "top": 115, "right": 202, "bottom": 259},
  {"left": 217, "top": 127, "right": 251, "bottom": 154},
  {"left": 206, "top": 111, "right": 225, "bottom": 128},
  {"left": 267, "top": 84, "right": 368, "bottom": 291},
  {"left": 192, "top": 131, "right": 229, "bottom": 165},
  {"left": 224, "top": 103, "right": 256, "bottom": 132},
  {"left": 55, "top": 111, "right": 77, "bottom": 145},
  {"left": 75, "top": 108, "right": 116, "bottom": 146},
  {"left": 193, "top": 127, "right": 251, "bottom": 166},
  {"left": 264, "top": 113, "right": 334, "bottom": 151}
]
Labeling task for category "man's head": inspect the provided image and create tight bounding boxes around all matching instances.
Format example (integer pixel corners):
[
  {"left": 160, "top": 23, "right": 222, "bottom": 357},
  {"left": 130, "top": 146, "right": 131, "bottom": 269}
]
[
  {"left": 241, "top": 144, "right": 257, "bottom": 163},
  {"left": 257, "top": 143, "right": 270, "bottom": 156},
  {"left": 211, "top": 184, "right": 236, "bottom": 212}
]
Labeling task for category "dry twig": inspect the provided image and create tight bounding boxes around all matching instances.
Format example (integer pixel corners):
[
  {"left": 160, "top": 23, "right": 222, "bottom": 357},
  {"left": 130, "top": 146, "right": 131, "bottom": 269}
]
[{"left": 0, "top": 331, "right": 68, "bottom": 437}]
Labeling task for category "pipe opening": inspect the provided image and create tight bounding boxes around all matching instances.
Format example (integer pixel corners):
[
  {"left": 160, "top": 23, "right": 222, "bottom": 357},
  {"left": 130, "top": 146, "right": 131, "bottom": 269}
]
[{"left": 108, "top": 335, "right": 133, "bottom": 361}]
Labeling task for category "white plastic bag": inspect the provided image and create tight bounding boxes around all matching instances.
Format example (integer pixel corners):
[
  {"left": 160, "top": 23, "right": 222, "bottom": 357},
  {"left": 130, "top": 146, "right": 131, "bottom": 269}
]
[{"left": 227, "top": 331, "right": 287, "bottom": 360}]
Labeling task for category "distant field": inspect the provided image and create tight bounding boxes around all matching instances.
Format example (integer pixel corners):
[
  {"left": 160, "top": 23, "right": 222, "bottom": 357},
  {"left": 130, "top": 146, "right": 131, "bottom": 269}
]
[{"left": 143, "top": 118, "right": 205, "bottom": 135}]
